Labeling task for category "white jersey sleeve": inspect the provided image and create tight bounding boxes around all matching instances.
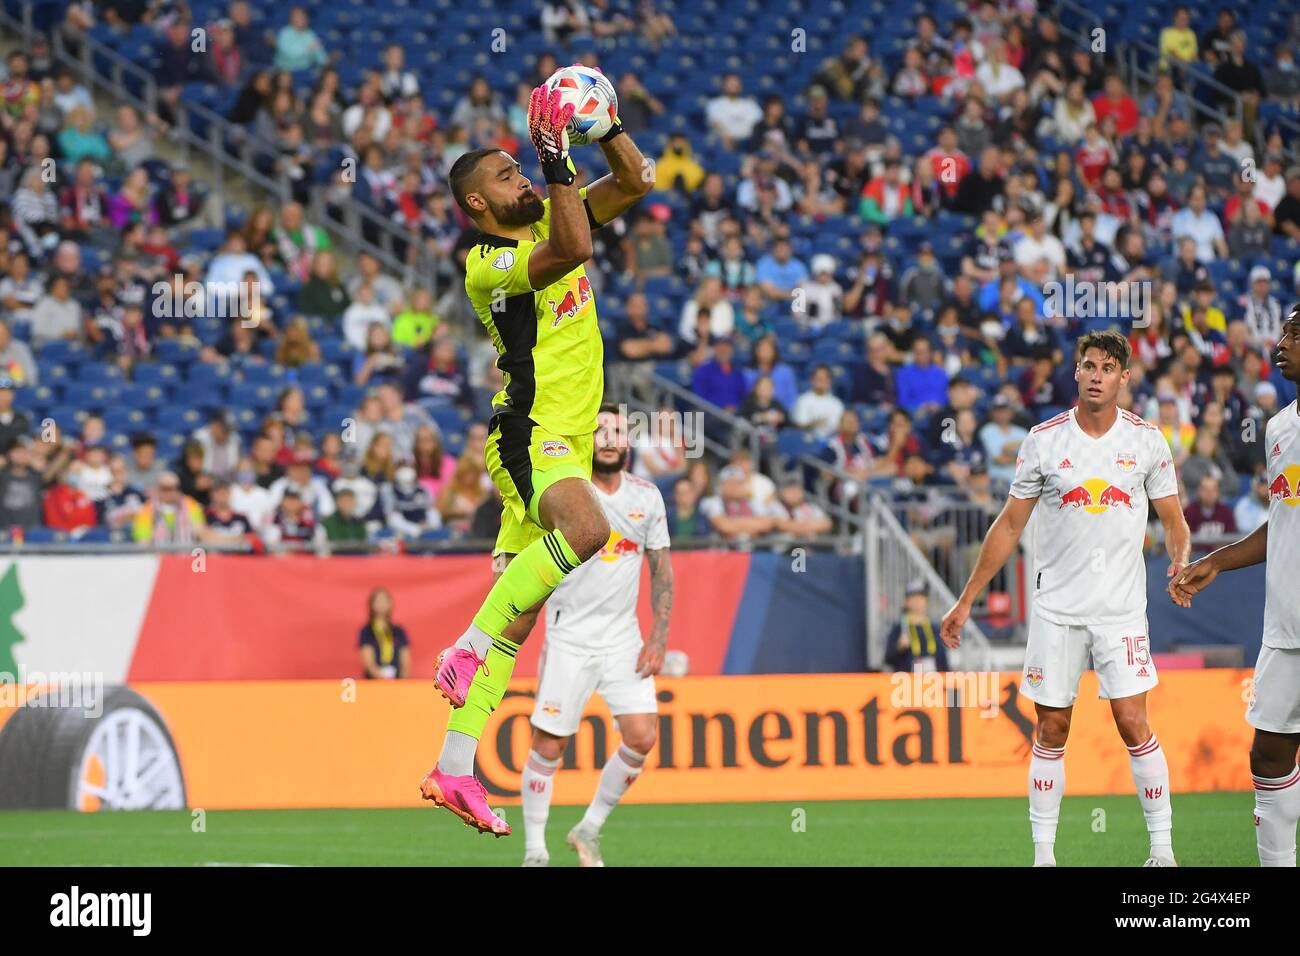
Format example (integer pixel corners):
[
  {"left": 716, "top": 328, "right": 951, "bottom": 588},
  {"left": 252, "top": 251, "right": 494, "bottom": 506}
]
[
  {"left": 1009, "top": 420, "right": 1048, "bottom": 500},
  {"left": 1263, "top": 403, "right": 1300, "bottom": 649},
  {"left": 645, "top": 484, "right": 670, "bottom": 551},
  {"left": 1143, "top": 425, "right": 1179, "bottom": 500}
]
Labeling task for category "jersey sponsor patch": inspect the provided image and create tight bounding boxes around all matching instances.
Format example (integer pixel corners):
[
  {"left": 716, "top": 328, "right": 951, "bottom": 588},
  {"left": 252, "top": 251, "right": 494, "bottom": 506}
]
[
  {"left": 491, "top": 249, "right": 516, "bottom": 271},
  {"left": 597, "top": 530, "right": 640, "bottom": 562},
  {"left": 541, "top": 440, "right": 570, "bottom": 458}
]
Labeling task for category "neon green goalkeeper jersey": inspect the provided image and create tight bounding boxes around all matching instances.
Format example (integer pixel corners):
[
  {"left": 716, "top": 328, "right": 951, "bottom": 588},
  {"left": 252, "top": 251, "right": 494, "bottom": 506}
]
[{"left": 464, "top": 186, "right": 604, "bottom": 437}]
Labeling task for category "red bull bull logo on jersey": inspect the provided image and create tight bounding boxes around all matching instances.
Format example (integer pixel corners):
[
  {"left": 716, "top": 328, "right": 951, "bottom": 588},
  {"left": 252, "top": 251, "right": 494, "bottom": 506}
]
[
  {"left": 597, "top": 530, "right": 641, "bottom": 562},
  {"left": 1058, "top": 477, "right": 1135, "bottom": 514},
  {"left": 1270, "top": 465, "right": 1300, "bottom": 507}
]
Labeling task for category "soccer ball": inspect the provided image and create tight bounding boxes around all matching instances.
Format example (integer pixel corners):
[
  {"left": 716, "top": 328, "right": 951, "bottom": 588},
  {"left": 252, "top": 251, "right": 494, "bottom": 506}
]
[{"left": 546, "top": 65, "right": 618, "bottom": 146}]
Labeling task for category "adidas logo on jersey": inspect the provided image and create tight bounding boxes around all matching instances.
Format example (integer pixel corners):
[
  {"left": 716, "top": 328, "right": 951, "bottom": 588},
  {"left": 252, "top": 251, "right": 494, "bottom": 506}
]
[
  {"left": 1272, "top": 443, "right": 1282, "bottom": 461},
  {"left": 1135, "top": 666, "right": 1150, "bottom": 678},
  {"left": 1058, "top": 458, "right": 1073, "bottom": 469}
]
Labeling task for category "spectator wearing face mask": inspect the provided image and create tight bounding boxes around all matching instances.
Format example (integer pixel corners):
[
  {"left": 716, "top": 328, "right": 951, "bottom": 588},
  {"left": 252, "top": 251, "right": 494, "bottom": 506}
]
[
  {"left": 229, "top": 458, "right": 275, "bottom": 535},
  {"left": 381, "top": 463, "right": 441, "bottom": 539}
]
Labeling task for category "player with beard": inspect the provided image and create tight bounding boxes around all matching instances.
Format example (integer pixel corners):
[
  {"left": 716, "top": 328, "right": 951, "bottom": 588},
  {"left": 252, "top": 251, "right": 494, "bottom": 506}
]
[
  {"left": 1170, "top": 304, "right": 1300, "bottom": 866},
  {"left": 420, "top": 80, "right": 651, "bottom": 835},
  {"left": 519, "top": 403, "right": 673, "bottom": 866}
]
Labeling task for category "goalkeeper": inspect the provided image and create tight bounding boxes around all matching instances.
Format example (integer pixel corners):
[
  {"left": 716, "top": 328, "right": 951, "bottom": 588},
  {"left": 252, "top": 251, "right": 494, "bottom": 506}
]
[{"left": 419, "top": 75, "right": 652, "bottom": 836}]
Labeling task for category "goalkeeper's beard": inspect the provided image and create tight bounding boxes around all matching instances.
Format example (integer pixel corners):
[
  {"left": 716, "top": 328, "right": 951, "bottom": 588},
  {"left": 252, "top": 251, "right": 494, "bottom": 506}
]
[
  {"left": 491, "top": 190, "right": 546, "bottom": 227},
  {"left": 593, "top": 448, "right": 628, "bottom": 475}
]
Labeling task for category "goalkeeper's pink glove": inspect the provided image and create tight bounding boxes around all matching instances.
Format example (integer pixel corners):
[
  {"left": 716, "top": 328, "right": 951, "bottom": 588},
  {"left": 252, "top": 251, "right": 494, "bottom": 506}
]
[{"left": 528, "top": 84, "right": 577, "bottom": 186}]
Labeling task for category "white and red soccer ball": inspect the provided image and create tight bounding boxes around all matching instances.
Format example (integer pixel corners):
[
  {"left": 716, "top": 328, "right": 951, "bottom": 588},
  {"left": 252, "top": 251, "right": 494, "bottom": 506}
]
[{"left": 545, "top": 64, "right": 618, "bottom": 145}]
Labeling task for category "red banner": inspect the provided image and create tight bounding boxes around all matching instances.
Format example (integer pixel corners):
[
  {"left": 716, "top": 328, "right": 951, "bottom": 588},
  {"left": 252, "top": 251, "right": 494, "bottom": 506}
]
[{"left": 129, "top": 552, "right": 750, "bottom": 680}]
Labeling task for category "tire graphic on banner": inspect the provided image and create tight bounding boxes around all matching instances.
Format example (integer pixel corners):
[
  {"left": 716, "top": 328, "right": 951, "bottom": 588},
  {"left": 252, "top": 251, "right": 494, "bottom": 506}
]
[{"left": 0, "top": 686, "right": 186, "bottom": 810}]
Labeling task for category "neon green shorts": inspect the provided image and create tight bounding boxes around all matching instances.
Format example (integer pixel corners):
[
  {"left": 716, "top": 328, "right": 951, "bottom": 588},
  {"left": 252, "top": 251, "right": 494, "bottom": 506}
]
[{"left": 484, "top": 414, "right": 593, "bottom": 557}]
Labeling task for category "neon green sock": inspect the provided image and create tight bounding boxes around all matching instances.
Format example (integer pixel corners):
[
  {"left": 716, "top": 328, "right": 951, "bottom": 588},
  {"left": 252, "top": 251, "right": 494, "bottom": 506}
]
[
  {"left": 472, "top": 529, "right": 581, "bottom": 639},
  {"left": 448, "top": 530, "right": 582, "bottom": 741},
  {"left": 446, "top": 633, "right": 519, "bottom": 741}
]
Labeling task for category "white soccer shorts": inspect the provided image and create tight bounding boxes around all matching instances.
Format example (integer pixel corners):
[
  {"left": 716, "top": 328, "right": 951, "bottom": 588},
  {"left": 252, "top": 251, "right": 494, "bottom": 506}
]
[
  {"left": 1020, "top": 615, "right": 1158, "bottom": 707},
  {"left": 1246, "top": 645, "right": 1300, "bottom": 734},
  {"left": 530, "top": 640, "right": 658, "bottom": 738}
]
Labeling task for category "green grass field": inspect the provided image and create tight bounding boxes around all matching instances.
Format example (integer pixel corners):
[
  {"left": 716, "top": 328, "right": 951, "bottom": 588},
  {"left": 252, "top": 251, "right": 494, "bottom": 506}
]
[{"left": 0, "top": 792, "right": 1259, "bottom": 866}]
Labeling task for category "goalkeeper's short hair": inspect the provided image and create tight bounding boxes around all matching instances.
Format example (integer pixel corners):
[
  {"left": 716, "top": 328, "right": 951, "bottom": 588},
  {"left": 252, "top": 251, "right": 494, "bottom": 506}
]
[{"left": 448, "top": 147, "right": 504, "bottom": 218}]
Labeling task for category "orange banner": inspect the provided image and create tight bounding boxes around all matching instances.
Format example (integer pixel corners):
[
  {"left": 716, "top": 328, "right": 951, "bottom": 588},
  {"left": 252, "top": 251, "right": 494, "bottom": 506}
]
[{"left": 71, "top": 670, "right": 1253, "bottom": 809}]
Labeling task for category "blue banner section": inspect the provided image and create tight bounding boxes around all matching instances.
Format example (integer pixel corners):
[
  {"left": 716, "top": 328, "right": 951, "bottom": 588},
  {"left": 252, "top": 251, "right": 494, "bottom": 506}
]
[
  {"left": 724, "top": 552, "right": 866, "bottom": 674},
  {"left": 1145, "top": 555, "right": 1265, "bottom": 665}
]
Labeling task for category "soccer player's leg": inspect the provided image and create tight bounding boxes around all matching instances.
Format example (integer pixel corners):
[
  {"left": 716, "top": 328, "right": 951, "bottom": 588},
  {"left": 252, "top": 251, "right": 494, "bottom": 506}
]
[
  {"left": 421, "top": 560, "right": 546, "bottom": 836},
  {"left": 1245, "top": 645, "right": 1300, "bottom": 867},
  {"left": 1094, "top": 620, "right": 1170, "bottom": 865},
  {"left": 432, "top": 420, "right": 603, "bottom": 709},
  {"left": 1021, "top": 617, "right": 1086, "bottom": 867},
  {"left": 567, "top": 649, "right": 659, "bottom": 866},
  {"left": 422, "top": 421, "right": 606, "bottom": 834},
  {"left": 521, "top": 644, "right": 600, "bottom": 866}
]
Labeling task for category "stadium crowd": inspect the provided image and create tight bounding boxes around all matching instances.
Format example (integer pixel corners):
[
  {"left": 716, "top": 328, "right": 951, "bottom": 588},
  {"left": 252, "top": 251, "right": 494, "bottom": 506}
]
[{"left": 0, "top": 0, "right": 1295, "bottom": 555}]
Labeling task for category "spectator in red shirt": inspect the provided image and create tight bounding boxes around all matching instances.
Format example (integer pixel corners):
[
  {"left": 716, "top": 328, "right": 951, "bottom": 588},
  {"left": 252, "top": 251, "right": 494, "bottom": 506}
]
[
  {"left": 1075, "top": 123, "right": 1116, "bottom": 189},
  {"left": 1095, "top": 167, "right": 1134, "bottom": 219},
  {"left": 1223, "top": 176, "right": 1270, "bottom": 228},
  {"left": 43, "top": 464, "right": 97, "bottom": 532},
  {"left": 1091, "top": 73, "right": 1138, "bottom": 137},
  {"left": 924, "top": 127, "right": 970, "bottom": 200}
]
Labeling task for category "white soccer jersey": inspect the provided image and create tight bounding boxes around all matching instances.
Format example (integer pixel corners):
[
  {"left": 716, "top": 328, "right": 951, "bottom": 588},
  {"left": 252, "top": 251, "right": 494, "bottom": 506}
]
[
  {"left": 1010, "top": 407, "right": 1178, "bottom": 626},
  {"left": 545, "top": 472, "right": 670, "bottom": 651},
  {"left": 1263, "top": 401, "right": 1300, "bottom": 649}
]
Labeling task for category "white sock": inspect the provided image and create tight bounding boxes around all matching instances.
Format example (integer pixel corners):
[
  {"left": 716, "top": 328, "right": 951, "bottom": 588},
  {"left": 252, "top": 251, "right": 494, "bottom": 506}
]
[
  {"left": 454, "top": 623, "right": 493, "bottom": 658},
  {"left": 1128, "top": 734, "right": 1173, "bottom": 857},
  {"left": 580, "top": 744, "right": 646, "bottom": 832},
  {"left": 1253, "top": 766, "right": 1300, "bottom": 867},
  {"left": 437, "top": 730, "right": 477, "bottom": 777},
  {"left": 521, "top": 750, "right": 560, "bottom": 854},
  {"left": 1029, "top": 741, "right": 1065, "bottom": 865}
]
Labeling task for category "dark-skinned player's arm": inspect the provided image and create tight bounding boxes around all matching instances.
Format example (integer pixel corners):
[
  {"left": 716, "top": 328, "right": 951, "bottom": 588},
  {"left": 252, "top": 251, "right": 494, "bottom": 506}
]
[
  {"left": 525, "top": 85, "right": 594, "bottom": 289},
  {"left": 1151, "top": 493, "right": 1191, "bottom": 594},
  {"left": 583, "top": 113, "right": 654, "bottom": 226},
  {"left": 940, "top": 494, "right": 1038, "bottom": 648},
  {"left": 1168, "top": 520, "right": 1267, "bottom": 609}
]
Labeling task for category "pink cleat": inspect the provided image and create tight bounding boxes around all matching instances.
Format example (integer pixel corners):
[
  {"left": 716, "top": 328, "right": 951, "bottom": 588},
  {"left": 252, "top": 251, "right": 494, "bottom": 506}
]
[
  {"left": 434, "top": 646, "right": 489, "bottom": 708},
  {"left": 419, "top": 767, "right": 511, "bottom": 837}
]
